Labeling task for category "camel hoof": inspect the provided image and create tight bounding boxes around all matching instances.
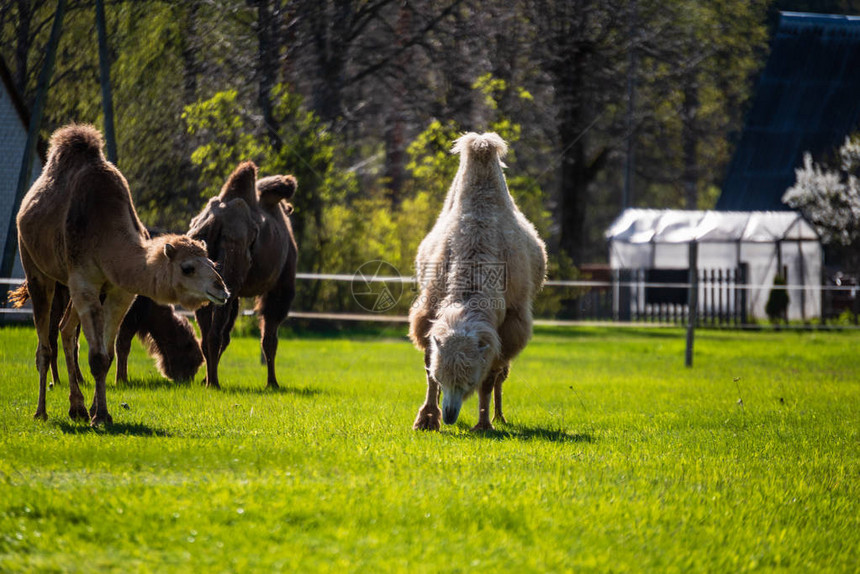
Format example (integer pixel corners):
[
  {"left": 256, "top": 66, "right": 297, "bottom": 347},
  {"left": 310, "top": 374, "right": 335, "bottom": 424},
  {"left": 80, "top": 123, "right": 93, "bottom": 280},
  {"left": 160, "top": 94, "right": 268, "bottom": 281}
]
[
  {"left": 471, "top": 421, "right": 495, "bottom": 432},
  {"left": 413, "top": 408, "right": 442, "bottom": 431},
  {"left": 33, "top": 410, "right": 48, "bottom": 422},
  {"left": 492, "top": 414, "right": 508, "bottom": 425},
  {"left": 69, "top": 404, "right": 89, "bottom": 421},
  {"left": 205, "top": 382, "right": 221, "bottom": 390},
  {"left": 90, "top": 412, "right": 113, "bottom": 427},
  {"left": 267, "top": 381, "right": 280, "bottom": 390}
]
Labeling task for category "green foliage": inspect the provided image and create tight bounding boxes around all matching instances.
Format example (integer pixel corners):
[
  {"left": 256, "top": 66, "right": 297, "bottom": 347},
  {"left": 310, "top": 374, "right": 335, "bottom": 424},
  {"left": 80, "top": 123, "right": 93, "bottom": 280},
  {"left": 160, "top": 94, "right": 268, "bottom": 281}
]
[
  {"left": 183, "top": 85, "right": 358, "bottom": 287},
  {"left": 184, "top": 90, "right": 268, "bottom": 197},
  {"left": 0, "top": 325, "right": 858, "bottom": 571}
]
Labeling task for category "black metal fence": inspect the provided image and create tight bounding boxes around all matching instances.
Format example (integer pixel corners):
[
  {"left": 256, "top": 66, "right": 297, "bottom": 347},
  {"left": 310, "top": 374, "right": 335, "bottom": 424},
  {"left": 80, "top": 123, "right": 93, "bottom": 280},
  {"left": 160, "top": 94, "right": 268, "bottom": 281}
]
[{"left": 557, "top": 266, "right": 749, "bottom": 325}]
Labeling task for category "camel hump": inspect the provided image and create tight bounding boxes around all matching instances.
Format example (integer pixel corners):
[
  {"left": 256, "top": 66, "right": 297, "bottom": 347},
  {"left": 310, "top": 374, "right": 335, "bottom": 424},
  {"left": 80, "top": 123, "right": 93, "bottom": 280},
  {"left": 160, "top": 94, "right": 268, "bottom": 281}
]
[
  {"left": 257, "top": 175, "right": 297, "bottom": 201},
  {"left": 451, "top": 132, "right": 507, "bottom": 162},
  {"left": 47, "top": 124, "right": 104, "bottom": 164},
  {"left": 219, "top": 161, "right": 258, "bottom": 205},
  {"left": 257, "top": 175, "right": 297, "bottom": 211}
]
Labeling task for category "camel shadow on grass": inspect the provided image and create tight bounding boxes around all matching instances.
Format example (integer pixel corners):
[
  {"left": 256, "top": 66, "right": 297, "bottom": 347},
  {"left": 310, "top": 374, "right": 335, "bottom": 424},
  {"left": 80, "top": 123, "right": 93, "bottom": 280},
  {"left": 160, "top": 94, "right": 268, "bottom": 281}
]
[
  {"left": 55, "top": 420, "right": 171, "bottom": 437},
  {"left": 115, "top": 376, "right": 189, "bottom": 391},
  {"left": 216, "top": 384, "right": 327, "bottom": 398},
  {"left": 449, "top": 422, "right": 594, "bottom": 443},
  {"left": 117, "top": 377, "right": 326, "bottom": 398}
]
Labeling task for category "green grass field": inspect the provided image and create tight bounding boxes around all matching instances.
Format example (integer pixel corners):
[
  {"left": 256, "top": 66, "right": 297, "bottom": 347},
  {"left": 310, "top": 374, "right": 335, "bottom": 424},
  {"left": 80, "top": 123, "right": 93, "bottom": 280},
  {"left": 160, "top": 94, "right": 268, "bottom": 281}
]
[{"left": 0, "top": 324, "right": 857, "bottom": 572}]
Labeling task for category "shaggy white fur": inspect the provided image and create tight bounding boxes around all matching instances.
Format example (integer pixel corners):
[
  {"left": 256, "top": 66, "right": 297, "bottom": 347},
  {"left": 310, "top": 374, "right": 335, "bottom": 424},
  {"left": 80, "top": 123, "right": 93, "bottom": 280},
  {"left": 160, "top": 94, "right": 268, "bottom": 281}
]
[{"left": 409, "top": 132, "right": 547, "bottom": 431}]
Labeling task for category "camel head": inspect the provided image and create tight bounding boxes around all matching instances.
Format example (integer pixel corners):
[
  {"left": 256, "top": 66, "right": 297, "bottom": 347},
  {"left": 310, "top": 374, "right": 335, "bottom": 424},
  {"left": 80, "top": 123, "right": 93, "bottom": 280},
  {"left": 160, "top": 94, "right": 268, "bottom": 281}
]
[
  {"left": 428, "top": 308, "right": 501, "bottom": 425},
  {"left": 148, "top": 235, "right": 229, "bottom": 311},
  {"left": 188, "top": 197, "right": 260, "bottom": 295}
]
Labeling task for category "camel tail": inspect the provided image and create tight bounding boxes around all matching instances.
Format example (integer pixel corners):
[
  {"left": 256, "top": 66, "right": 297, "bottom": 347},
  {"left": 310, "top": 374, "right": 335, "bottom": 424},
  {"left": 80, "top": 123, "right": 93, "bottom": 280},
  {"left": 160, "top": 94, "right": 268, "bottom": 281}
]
[
  {"left": 451, "top": 132, "right": 508, "bottom": 163},
  {"left": 7, "top": 282, "right": 30, "bottom": 308},
  {"left": 48, "top": 124, "right": 104, "bottom": 163}
]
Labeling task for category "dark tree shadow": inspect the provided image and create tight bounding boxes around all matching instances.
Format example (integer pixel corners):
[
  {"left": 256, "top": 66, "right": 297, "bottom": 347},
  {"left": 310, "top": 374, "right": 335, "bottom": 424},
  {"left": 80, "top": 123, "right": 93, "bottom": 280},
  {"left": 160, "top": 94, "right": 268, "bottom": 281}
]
[
  {"left": 448, "top": 422, "right": 594, "bottom": 443},
  {"left": 54, "top": 420, "right": 171, "bottom": 437}
]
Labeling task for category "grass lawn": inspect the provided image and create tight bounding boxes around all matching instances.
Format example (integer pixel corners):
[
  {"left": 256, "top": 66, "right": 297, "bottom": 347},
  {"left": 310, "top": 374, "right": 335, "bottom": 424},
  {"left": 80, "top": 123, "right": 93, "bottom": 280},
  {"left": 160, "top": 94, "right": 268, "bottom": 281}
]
[{"left": 0, "top": 323, "right": 857, "bottom": 572}]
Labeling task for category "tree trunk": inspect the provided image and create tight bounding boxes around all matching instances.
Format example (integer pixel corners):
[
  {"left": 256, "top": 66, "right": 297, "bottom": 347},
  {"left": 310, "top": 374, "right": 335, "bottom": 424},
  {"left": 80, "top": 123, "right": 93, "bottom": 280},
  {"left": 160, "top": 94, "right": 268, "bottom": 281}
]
[
  {"left": 13, "top": 0, "right": 31, "bottom": 97},
  {"left": 309, "top": 1, "right": 349, "bottom": 125},
  {"left": 384, "top": 3, "right": 411, "bottom": 207},
  {"left": 179, "top": 2, "right": 200, "bottom": 106},
  {"left": 254, "top": 0, "right": 281, "bottom": 150},
  {"left": 682, "top": 71, "right": 699, "bottom": 209},
  {"left": 558, "top": 130, "right": 590, "bottom": 265}
]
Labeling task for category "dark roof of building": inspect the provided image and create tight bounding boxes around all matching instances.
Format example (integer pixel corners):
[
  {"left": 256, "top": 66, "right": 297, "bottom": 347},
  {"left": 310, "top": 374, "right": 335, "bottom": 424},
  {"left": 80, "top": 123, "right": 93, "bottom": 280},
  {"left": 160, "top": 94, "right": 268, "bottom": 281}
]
[
  {"left": 0, "top": 54, "right": 47, "bottom": 162},
  {"left": 0, "top": 55, "right": 32, "bottom": 130},
  {"left": 717, "top": 11, "right": 860, "bottom": 211}
]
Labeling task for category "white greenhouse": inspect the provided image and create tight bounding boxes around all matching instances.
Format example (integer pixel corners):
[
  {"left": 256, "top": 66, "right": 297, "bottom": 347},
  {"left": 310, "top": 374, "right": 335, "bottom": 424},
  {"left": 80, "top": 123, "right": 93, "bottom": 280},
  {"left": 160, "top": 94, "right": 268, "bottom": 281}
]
[{"left": 606, "top": 209, "right": 822, "bottom": 321}]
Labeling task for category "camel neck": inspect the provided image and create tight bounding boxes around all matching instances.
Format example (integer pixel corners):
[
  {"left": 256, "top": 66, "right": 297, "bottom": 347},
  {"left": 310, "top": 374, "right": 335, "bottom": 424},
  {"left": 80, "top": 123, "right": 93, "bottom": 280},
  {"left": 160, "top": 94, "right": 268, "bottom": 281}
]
[
  {"left": 105, "top": 241, "right": 173, "bottom": 303},
  {"left": 445, "top": 158, "right": 516, "bottom": 213}
]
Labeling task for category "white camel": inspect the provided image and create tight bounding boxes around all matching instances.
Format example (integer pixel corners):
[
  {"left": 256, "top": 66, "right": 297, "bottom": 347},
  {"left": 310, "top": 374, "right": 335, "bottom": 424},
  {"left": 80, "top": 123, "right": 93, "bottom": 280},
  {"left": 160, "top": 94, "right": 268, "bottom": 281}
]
[{"left": 409, "top": 132, "right": 547, "bottom": 431}]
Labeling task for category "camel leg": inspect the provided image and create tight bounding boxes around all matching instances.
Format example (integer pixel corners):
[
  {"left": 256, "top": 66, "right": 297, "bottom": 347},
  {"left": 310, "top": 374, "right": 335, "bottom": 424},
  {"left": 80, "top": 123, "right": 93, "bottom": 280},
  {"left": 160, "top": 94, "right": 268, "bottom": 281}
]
[
  {"left": 260, "top": 316, "right": 281, "bottom": 390},
  {"left": 68, "top": 278, "right": 127, "bottom": 425},
  {"left": 87, "top": 288, "right": 134, "bottom": 423},
  {"left": 59, "top": 306, "right": 87, "bottom": 420},
  {"left": 59, "top": 301, "right": 85, "bottom": 386},
  {"left": 69, "top": 284, "right": 108, "bottom": 424},
  {"left": 48, "top": 288, "right": 63, "bottom": 387},
  {"left": 413, "top": 348, "right": 442, "bottom": 431},
  {"left": 197, "top": 300, "right": 237, "bottom": 390},
  {"left": 71, "top": 324, "right": 84, "bottom": 385},
  {"left": 221, "top": 298, "right": 239, "bottom": 358},
  {"left": 471, "top": 373, "right": 496, "bottom": 432},
  {"left": 211, "top": 299, "right": 239, "bottom": 389},
  {"left": 195, "top": 307, "right": 216, "bottom": 388},
  {"left": 259, "top": 285, "right": 294, "bottom": 390},
  {"left": 492, "top": 364, "right": 510, "bottom": 424},
  {"left": 114, "top": 312, "right": 135, "bottom": 385},
  {"left": 23, "top": 272, "right": 55, "bottom": 422}
]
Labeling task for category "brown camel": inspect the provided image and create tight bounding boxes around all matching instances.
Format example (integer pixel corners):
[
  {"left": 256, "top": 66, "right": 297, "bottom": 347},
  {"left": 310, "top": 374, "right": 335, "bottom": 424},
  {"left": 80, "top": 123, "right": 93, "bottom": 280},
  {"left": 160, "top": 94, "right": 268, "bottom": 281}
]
[
  {"left": 189, "top": 161, "right": 298, "bottom": 390},
  {"left": 13, "top": 284, "right": 204, "bottom": 388},
  {"left": 13, "top": 124, "right": 228, "bottom": 425}
]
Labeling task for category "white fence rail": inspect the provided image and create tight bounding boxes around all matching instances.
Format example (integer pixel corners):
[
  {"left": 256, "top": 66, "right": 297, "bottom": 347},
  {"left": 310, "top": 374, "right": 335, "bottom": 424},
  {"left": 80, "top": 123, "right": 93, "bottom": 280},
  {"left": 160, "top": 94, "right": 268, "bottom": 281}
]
[{"left": 2, "top": 273, "right": 859, "bottom": 329}]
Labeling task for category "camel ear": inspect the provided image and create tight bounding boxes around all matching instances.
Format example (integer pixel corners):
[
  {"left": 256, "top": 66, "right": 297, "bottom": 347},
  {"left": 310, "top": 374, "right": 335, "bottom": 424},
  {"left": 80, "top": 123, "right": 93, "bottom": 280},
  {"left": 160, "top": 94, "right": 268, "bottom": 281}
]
[{"left": 164, "top": 243, "right": 177, "bottom": 260}]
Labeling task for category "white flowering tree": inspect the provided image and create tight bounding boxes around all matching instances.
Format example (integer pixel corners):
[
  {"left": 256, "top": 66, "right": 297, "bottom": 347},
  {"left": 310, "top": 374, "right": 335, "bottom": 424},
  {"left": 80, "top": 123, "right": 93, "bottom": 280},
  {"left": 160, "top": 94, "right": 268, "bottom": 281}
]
[{"left": 783, "top": 136, "right": 860, "bottom": 246}]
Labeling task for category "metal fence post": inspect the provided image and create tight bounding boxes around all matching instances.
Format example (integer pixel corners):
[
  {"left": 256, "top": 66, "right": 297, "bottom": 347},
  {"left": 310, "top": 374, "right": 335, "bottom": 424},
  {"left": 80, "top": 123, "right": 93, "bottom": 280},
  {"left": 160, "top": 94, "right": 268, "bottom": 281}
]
[{"left": 685, "top": 241, "right": 698, "bottom": 367}]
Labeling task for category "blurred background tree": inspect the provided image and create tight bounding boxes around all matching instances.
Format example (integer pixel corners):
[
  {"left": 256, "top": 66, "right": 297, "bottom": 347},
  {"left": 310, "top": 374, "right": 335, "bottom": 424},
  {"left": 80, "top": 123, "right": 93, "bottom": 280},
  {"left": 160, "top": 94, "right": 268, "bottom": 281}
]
[
  {"left": 783, "top": 135, "right": 860, "bottom": 273},
  {"left": 4, "top": 0, "right": 839, "bottom": 311}
]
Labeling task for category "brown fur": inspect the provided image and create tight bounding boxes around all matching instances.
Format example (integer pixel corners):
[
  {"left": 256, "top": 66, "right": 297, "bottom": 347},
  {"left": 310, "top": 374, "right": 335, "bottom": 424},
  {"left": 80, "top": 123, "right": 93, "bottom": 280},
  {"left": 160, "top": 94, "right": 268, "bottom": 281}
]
[
  {"left": 116, "top": 295, "right": 203, "bottom": 383},
  {"left": 257, "top": 175, "right": 296, "bottom": 213},
  {"left": 219, "top": 160, "right": 259, "bottom": 206},
  {"left": 189, "top": 161, "right": 298, "bottom": 390},
  {"left": 16, "top": 124, "right": 228, "bottom": 425}
]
